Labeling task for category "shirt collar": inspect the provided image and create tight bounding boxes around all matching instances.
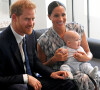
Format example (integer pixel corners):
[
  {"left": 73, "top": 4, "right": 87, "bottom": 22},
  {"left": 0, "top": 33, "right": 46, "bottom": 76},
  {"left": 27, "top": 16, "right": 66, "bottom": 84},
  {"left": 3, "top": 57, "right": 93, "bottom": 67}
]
[{"left": 10, "top": 25, "right": 25, "bottom": 44}]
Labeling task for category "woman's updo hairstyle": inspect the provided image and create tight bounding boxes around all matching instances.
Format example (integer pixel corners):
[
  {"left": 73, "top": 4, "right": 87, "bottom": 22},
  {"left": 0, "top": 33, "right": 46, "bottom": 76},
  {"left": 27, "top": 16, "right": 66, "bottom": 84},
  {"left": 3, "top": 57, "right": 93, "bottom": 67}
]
[{"left": 48, "top": 1, "right": 66, "bottom": 16}]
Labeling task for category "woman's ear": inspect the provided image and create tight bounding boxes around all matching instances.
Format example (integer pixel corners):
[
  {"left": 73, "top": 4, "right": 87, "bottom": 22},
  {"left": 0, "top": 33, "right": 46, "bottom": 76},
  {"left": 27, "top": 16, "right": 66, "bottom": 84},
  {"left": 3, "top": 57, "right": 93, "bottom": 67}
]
[{"left": 48, "top": 15, "right": 51, "bottom": 20}]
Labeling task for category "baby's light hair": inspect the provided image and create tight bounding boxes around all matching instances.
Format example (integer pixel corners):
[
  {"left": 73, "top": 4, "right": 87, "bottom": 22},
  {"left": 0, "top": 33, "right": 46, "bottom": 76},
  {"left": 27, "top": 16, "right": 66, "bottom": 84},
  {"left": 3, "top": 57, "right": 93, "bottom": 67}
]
[{"left": 64, "top": 30, "right": 80, "bottom": 43}]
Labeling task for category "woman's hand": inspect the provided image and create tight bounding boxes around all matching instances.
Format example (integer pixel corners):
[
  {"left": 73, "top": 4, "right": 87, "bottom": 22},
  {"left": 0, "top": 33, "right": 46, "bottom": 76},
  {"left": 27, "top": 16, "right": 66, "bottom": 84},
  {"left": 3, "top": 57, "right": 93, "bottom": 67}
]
[
  {"left": 53, "top": 48, "right": 68, "bottom": 62},
  {"left": 73, "top": 51, "right": 91, "bottom": 62},
  {"left": 28, "top": 75, "right": 42, "bottom": 90},
  {"left": 50, "top": 71, "right": 69, "bottom": 79}
]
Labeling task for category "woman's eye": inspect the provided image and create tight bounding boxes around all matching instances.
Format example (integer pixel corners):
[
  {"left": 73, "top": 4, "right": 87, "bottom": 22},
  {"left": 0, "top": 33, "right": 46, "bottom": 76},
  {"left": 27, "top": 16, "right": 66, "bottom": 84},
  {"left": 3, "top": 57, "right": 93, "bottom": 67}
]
[
  {"left": 54, "top": 14, "right": 59, "bottom": 17},
  {"left": 32, "top": 18, "right": 34, "bottom": 21}
]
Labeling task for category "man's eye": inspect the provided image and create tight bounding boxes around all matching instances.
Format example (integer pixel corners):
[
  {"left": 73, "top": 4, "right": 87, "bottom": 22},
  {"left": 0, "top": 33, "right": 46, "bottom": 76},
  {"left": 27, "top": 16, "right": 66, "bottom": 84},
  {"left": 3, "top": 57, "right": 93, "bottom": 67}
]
[
  {"left": 62, "top": 13, "right": 66, "bottom": 17},
  {"left": 25, "top": 18, "right": 29, "bottom": 21}
]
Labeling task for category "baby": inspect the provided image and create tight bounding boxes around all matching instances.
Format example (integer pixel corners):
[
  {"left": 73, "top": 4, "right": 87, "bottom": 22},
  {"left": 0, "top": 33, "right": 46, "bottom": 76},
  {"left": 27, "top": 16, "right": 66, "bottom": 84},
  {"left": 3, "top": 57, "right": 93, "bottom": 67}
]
[{"left": 60, "top": 30, "right": 98, "bottom": 79}]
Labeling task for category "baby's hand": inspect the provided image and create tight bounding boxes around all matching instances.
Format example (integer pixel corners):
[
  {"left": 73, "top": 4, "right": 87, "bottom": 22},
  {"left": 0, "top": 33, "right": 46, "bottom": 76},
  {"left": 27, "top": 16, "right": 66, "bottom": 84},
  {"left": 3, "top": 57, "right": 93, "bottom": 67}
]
[
  {"left": 67, "top": 71, "right": 73, "bottom": 79},
  {"left": 59, "top": 48, "right": 67, "bottom": 55}
]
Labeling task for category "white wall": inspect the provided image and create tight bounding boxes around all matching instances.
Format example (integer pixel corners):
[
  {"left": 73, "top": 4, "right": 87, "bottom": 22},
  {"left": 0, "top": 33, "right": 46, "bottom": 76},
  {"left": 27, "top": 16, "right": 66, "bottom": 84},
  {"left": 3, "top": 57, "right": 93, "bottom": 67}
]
[
  {"left": 0, "top": 0, "right": 72, "bottom": 30},
  {"left": 33, "top": 0, "right": 47, "bottom": 29},
  {"left": 66, "top": 0, "right": 72, "bottom": 23}
]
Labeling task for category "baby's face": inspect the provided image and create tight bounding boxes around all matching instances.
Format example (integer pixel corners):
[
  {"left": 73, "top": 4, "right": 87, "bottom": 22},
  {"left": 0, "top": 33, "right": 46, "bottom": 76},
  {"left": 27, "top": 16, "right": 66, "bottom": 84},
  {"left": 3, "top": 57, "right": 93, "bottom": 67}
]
[
  {"left": 70, "top": 37, "right": 80, "bottom": 49},
  {"left": 67, "top": 34, "right": 81, "bottom": 49}
]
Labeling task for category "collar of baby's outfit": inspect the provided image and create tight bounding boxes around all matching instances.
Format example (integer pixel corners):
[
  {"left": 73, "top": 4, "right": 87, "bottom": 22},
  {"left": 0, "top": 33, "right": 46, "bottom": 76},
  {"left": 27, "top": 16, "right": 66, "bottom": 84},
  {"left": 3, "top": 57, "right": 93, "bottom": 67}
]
[{"left": 10, "top": 25, "right": 25, "bottom": 44}]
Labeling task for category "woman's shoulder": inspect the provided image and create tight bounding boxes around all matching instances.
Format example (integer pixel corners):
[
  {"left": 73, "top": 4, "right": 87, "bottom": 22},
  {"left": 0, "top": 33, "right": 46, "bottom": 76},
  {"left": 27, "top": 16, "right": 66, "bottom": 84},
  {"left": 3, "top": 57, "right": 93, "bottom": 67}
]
[
  {"left": 66, "top": 22, "right": 84, "bottom": 35},
  {"left": 37, "top": 27, "right": 54, "bottom": 42},
  {"left": 66, "top": 22, "right": 84, "bottom": 29}
]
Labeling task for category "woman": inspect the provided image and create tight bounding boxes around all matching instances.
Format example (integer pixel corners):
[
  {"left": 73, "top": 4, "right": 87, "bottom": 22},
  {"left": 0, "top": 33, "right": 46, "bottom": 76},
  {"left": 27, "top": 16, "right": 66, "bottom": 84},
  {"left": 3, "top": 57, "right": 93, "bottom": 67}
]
[
  {"left": 37, "top": 1, "right": 96, "bottom": 89},
  {"left": 37, "top": 1, "right": 92, "bottom": 71}
]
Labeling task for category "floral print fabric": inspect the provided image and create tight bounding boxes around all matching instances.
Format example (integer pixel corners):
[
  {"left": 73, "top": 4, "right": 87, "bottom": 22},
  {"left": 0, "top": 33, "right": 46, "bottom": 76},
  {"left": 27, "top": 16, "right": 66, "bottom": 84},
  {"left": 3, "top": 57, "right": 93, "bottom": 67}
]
[{"left": 38, "top": 22, "right": 84, "bottom": 71}]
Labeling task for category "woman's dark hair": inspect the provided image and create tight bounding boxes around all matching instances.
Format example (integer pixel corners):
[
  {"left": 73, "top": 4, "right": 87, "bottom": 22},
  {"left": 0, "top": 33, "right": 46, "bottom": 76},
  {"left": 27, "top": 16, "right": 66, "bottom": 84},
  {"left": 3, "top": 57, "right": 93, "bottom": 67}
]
[{"left": 48, "top": 1, "right": 66, "bottom": 16}]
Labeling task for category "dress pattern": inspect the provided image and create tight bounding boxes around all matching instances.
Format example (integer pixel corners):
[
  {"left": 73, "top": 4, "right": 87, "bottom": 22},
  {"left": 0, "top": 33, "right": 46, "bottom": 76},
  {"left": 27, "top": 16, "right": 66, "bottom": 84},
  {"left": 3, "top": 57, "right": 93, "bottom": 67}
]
[{"left": 38, "top": 22, "right": 84, "bottom": 71}]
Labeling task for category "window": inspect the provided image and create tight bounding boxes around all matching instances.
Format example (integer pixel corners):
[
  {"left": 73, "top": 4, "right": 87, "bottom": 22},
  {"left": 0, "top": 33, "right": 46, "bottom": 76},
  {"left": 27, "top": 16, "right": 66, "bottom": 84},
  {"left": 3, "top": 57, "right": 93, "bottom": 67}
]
[
  {"left": 89, "top": 0, "right": 100, "bottom": 39},
  {"left": 73, "top": 0, "right": 100, "bottom": 40},
  {"left": 73, "top": 0, "right": 88, "bottom": 37}
]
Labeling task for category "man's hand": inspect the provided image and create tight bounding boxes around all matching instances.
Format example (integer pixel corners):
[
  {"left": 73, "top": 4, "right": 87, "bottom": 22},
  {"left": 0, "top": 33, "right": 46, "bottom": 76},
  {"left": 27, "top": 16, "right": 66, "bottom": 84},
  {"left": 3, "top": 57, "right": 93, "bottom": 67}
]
[
  {"left": 28, "top": 75, "right": 42, "bottom": 90},
  {"left": 50, "top": 71, "right": 69, "bottom": 79}
]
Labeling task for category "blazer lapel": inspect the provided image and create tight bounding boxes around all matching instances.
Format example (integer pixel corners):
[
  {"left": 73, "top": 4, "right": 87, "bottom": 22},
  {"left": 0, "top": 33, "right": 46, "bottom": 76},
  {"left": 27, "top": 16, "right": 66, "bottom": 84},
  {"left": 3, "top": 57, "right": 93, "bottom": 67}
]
[
  {"left": 10, "top": 42, "right": 24, "bottom": 70},
  {"left": 7, "top": 27, "right": 24, "bottom": 71}
]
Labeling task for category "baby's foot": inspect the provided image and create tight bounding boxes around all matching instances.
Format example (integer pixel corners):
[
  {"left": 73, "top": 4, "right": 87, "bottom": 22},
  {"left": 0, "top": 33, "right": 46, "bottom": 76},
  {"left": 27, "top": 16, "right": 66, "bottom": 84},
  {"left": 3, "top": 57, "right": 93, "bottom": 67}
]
[{"left": 89, "top": 66, "right": 98, "bottom": 79}]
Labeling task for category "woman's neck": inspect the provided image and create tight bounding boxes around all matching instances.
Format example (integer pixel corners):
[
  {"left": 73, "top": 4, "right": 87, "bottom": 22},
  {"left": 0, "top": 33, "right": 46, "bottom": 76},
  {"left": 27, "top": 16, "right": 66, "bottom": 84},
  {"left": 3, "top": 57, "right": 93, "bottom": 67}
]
[{"left": 53, "top": 27, "right": 66, "bottom": 39}]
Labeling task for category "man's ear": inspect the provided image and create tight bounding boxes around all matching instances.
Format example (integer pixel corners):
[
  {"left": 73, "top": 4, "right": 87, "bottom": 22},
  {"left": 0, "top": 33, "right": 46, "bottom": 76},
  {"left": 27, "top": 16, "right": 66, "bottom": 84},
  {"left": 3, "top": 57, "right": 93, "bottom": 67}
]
[{"left": 12, "top": 14, "right": 17, "bottom": 22}]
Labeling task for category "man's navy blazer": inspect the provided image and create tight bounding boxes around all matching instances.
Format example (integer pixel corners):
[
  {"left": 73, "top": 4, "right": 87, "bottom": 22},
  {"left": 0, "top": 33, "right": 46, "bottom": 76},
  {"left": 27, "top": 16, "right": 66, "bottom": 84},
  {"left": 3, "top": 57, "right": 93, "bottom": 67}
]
[{"left": 0, "top": 26, "right": 53, "bottom": 87}]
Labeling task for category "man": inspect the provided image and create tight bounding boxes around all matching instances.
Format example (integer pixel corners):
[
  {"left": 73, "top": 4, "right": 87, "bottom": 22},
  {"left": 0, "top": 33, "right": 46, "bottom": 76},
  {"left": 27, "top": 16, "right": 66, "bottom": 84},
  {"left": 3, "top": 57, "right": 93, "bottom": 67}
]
[{"left": 0, "top": 0, "right": 78, "bottom": 90}]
